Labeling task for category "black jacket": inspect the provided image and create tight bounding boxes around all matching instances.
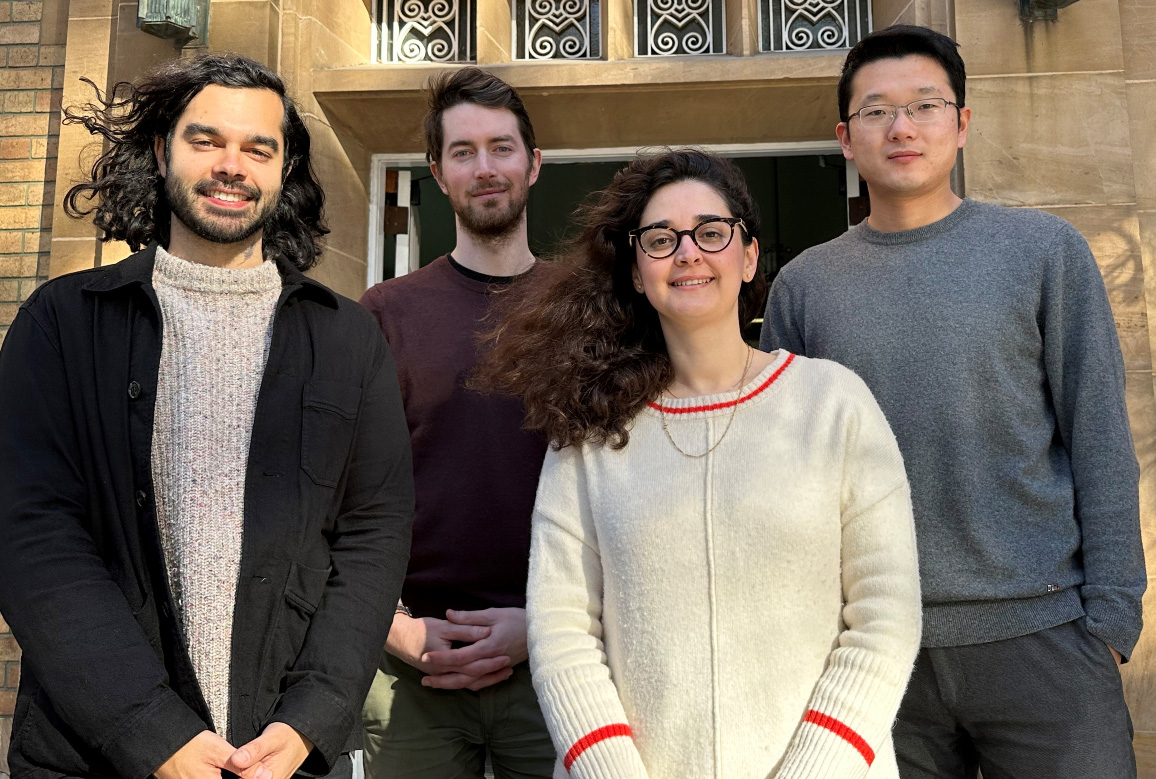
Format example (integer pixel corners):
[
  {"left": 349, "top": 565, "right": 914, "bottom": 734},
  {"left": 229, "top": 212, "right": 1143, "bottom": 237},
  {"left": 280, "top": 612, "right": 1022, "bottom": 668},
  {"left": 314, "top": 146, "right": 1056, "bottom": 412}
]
[{"left": 0, "top": 245, "right": 414, "bottom": 779}]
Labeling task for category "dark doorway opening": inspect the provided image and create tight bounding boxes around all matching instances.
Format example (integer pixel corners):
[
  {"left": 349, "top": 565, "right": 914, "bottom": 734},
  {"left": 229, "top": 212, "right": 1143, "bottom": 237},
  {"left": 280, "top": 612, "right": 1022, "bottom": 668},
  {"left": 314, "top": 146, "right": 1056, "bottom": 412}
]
[{"left": 378, "top": 154, "right": 851, "bottom": 329}]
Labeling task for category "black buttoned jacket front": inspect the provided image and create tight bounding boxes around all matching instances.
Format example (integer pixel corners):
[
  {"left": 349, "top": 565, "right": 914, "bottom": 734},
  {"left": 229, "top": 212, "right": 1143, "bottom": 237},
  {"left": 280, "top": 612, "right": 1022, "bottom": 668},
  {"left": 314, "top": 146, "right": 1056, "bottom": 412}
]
[{"left": 0, "top": 244, "right": 414, "bottom": 779}]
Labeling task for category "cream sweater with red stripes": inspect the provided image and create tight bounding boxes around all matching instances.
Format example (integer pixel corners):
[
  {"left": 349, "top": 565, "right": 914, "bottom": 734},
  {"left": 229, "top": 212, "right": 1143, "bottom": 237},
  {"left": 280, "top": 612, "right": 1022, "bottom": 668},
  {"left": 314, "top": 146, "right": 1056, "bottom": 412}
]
[{"left": 526, "top": 351, "right": 921, "bottom": 779}]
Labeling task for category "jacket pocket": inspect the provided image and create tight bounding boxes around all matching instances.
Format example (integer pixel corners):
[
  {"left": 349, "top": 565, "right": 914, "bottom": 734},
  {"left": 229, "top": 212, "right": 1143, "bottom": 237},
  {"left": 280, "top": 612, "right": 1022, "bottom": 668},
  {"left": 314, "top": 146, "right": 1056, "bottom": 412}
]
[
  {"left": 301, "top": 381, "right": 362, "bottom": 488},
  {"left": 254, "top": 561, "right": 332, "bottom": 727}
]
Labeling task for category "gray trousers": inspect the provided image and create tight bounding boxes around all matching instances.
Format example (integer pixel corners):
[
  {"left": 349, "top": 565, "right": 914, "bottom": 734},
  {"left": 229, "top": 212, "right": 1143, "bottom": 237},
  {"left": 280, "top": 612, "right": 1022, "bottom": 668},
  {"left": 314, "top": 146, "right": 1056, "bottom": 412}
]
[{"left": 894, "top": 618, "right": 1135, "bottom": 779}]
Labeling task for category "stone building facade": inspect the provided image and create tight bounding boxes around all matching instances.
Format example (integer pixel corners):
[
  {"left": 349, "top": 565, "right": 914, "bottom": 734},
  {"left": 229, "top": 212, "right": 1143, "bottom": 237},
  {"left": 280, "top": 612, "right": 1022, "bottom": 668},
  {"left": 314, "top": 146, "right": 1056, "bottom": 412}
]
[{"left": 0, "top": 0, "right": 1154, "bottom": 775}]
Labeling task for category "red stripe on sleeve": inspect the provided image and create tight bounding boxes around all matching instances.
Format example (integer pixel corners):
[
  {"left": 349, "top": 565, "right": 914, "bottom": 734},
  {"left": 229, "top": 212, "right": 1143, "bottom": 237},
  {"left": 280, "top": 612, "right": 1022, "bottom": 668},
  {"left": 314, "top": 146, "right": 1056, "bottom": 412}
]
[
  {"left": 563, "top": 723, "right": 633, "bottom": 772},
  {"left": 803, "top": 709, "right": 875, "bottom": 766}
]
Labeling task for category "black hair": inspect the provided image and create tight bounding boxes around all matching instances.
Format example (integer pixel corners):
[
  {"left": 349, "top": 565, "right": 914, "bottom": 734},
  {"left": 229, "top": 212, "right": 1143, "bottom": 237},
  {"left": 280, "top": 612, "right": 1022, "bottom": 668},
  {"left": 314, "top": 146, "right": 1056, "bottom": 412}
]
[
  {"left": 838, "top": 25, "right": 966, "bottom": 124},
  {"left": 63, "top": 53, "right": 329, "bottom": 270}
]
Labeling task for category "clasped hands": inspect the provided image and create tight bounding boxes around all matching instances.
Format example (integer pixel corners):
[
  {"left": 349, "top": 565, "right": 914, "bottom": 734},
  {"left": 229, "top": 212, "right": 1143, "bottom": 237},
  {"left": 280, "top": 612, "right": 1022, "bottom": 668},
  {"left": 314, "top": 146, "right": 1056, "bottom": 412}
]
[
  {"left": 387, "top": 606, "right": 528, "bottom": 691},
  {"left": 154, "top": 721, "right": 312, "bottom": 779}
]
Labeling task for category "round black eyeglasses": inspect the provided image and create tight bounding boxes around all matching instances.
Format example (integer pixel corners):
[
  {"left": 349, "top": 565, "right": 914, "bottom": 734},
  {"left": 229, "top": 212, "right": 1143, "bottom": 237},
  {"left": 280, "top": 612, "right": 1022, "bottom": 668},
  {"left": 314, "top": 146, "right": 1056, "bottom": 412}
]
[{"left": 628, "top": 217, "right": 746, "bottom": 260}]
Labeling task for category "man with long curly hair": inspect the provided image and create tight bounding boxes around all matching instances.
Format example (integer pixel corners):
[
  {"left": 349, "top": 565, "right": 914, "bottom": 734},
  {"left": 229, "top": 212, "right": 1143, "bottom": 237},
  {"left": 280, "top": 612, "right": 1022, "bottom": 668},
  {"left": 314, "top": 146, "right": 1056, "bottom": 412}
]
[
  {"left": 358, "top": 68, "right": 554, "bottom": 779},
  {"left": 0, "top": 54, "right": 414, "bottom": 779}
]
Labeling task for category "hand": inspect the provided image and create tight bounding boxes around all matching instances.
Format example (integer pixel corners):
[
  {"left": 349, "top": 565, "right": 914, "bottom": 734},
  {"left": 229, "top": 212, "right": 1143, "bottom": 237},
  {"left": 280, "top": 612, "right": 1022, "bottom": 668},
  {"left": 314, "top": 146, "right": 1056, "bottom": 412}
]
[
  {"left": 154, "top": 731, "right": 237, "bottom": 779},
  {"left": 1110, "top": 647, "right": 1123, "bottom": 666},
  {"left": 224, "top": 722, "right": 313, "bottom": 779},
  {"left": 386, "top": 611, "right": 512, "bottom": 690},
  {"left": 420, "top": 607, "right": 528, "bottom": 691}
]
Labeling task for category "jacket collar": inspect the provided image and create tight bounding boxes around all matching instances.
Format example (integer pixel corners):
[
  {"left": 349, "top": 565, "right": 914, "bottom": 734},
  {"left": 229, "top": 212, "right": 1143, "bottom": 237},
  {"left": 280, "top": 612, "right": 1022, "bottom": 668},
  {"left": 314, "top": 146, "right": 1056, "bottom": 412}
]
[{"left": 81, "top": 241, "right": 341, "bottom": 308}]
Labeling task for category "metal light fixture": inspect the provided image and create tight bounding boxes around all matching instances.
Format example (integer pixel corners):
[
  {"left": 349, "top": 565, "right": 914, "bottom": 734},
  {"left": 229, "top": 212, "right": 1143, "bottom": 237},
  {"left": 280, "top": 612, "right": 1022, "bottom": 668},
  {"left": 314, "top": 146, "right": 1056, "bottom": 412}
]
[
  {"left": 138, "top": 0, "right": 209, "bottom": 46},
  {"left": 1019, "top": 0, "right": 1080, "bottom": 21}
]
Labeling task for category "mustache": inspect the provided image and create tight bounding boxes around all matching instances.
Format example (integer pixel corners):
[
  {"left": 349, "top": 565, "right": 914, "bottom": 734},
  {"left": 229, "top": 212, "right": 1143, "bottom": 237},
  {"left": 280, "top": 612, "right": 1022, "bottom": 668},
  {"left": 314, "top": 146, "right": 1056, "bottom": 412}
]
[
  {"left": 468, "top": 181, "right": 511, "bottom": 196},
  {"left": 194, "top": 180, "right": 261, "bottom": 201}
]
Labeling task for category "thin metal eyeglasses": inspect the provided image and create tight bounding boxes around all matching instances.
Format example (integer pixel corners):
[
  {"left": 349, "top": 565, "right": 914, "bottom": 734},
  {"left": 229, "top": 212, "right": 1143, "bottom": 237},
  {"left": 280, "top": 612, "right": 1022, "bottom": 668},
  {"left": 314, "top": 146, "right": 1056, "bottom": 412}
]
[
  {"left": 628, "top": 217, "right": 747, "bottom": 260},
  {"left": 849, "top": 97, "right": 960, "bottom": 128}
]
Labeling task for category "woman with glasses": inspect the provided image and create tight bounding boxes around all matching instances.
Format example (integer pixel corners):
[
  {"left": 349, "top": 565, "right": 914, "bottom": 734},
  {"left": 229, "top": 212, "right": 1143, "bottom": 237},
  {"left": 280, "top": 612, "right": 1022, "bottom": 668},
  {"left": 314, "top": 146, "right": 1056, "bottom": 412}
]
[{"left": 475, "top": 149, "right": 921, "bottom": 778}]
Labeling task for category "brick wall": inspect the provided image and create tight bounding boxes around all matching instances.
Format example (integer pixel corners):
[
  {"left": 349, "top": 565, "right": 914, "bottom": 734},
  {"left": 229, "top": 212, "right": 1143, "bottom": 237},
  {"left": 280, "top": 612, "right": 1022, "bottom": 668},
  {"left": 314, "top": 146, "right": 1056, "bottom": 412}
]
[
  {"left": 0, "top": 0, "right": 63, "bottom": 772},
  {"left": 0, "top": 0, "right": 60, "bottom": 346},
  {"left": 0, "top": 612, "right": 17, "bottom": 776}
]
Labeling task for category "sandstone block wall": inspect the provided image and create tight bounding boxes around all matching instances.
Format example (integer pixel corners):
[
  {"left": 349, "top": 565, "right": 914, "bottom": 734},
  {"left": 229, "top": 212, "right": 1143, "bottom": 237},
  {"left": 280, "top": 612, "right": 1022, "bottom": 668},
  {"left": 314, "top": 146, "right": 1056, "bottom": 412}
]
[{"left": 0, "top": 0, "right": 66, "bottom": 771}]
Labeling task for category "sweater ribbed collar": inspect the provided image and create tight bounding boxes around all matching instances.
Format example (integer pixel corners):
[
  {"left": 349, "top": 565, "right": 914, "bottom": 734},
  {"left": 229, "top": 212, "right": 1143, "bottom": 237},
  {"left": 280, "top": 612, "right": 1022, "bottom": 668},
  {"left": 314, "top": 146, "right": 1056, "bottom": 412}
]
[
  {"left": 855, "top": 198, "right": 978, "bottom": 246},
  {"left": 153, "top": 245, "right": 281, "bottom": 295},
  {"left": 642, "top": 350, "right": 796, "bottom": 419}
]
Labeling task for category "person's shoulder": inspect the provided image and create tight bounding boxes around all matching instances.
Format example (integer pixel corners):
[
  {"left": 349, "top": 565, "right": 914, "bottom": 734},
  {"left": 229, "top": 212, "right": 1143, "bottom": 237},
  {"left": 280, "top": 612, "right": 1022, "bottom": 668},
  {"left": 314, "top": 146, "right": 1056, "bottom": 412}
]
[
  {"left": 776, "top": 229, "right": 859, "bottom": 281},
  {"left": 780, "top": 352, "right": 878, "bottom": 407},
  {"left": 293, "top": 276, "right": 386, "bottom": 354},
  {"left": 360, "top": 256, "right": 451, "bottom": 308},
  {"left": 783, "top": 351, "right": 862, "bottom": 383},
  {"left": 23, "top": 265, "right": 103, "bottom": 309},
  {"left": 22, "top": 246, "right": 153, "bottom": 320},
  {"left": 965, "top": 200, "right": 1078, "bottom": 239}
]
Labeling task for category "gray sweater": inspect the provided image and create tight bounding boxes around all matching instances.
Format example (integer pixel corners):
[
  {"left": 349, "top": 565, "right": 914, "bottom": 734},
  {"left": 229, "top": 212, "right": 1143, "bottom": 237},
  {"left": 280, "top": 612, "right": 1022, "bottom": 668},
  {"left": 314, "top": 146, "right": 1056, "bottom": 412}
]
[
  {"left": 151, "top": 246, "right": 281, "bottom": 737},
  {"left": 760, "top": 199, "right": 1145, "bottom": 657}
]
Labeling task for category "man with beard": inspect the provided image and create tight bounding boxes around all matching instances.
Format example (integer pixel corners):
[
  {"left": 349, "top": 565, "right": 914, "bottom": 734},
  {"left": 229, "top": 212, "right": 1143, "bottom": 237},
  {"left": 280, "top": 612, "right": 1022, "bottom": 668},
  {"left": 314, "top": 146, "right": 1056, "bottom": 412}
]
[
  {"left": 358, "top": 68, "right": 554, "bottom": 779},
  {"left": 0, "top": 54, "right": 414, "bottom": 779}
]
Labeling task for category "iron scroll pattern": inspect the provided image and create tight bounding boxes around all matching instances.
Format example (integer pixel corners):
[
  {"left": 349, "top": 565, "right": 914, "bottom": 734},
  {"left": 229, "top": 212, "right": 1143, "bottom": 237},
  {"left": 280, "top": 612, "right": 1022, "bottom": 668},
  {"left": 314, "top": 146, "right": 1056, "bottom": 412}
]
[
  {"left": 380, "top": 0, "right": 475, "bottom": 62},
  {"left": 515, "top": 0, "right": 601, "bottom": 59},
  {"left": 636, "top": 0, "right": 725, "bottom": 56},
  {"left": 760, "top": 0, "right": 870, "bottom": 52}
]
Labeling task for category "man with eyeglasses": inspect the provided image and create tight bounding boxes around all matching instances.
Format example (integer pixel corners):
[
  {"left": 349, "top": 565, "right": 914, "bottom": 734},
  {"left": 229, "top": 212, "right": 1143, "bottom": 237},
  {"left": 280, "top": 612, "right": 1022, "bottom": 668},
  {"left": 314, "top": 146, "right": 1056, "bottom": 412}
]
[{"left": 761, "top": 24, "right": 1143, "bottom": 779}]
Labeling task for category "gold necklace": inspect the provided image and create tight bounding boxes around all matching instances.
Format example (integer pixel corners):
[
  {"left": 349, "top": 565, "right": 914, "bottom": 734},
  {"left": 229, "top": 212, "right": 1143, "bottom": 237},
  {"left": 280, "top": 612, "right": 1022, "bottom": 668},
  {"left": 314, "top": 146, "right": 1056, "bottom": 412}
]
[{"left": 659, "top": 345, "right": 753, "bottom": 458}]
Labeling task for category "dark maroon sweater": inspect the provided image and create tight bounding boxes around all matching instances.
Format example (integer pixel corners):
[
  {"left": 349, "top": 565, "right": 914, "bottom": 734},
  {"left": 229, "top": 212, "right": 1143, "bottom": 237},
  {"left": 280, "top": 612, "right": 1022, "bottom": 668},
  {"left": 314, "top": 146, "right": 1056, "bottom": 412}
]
[{"left": 359, "top": 255, "right": 547, "bottom": 619}]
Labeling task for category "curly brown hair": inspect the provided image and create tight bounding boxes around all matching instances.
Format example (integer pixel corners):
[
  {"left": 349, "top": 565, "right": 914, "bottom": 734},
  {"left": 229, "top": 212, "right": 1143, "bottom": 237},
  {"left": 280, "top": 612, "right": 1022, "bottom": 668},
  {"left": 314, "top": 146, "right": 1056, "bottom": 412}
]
[
  {"left": 474, "top": 148, "right": 766, "bottom": 450},
  {"left": 62, "top": 53, "right": 329, "bottom": 270}
]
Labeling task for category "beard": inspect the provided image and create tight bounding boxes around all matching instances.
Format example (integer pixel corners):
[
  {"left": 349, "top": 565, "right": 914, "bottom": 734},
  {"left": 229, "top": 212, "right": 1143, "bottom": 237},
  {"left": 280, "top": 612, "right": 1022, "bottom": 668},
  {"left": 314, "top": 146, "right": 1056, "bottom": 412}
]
[
  {"left": 451, "top": 172, "right": 531, "bottom": 241},
  {"left": 165, "top": 175, "right": 279, "bottom": 246}
]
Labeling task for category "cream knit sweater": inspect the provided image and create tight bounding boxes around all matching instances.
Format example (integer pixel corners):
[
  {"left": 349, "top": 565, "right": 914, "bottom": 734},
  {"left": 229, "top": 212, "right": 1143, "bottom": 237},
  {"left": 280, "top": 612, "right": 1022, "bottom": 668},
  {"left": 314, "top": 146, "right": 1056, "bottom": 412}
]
[
  {"left": 527, "top": 351, "right": 921, "bottom": 779},
  {"left": 151, "top": 246, "right": 281, "bottom": 738}
]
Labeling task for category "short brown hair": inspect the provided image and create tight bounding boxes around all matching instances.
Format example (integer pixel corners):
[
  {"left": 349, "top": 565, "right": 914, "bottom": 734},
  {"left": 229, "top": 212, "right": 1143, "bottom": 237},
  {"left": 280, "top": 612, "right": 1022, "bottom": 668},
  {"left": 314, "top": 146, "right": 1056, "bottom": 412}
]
[{"left": 423, "top": 68, "right": 537, "bottom": 164}]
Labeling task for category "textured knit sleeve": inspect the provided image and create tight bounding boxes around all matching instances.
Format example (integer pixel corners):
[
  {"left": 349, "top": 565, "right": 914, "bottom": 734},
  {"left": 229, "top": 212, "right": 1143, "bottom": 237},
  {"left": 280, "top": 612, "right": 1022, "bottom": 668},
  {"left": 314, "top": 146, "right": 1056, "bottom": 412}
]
[
  {"left": 1041, "top": 221, "right": 1145, "bottom": 659},
  {"left": 527, "top": 445, "right": 650, "bottom": 779},
  {"left": 773, "top": 372, "right": 921, "bottom": 779},
  {"left": 760, "top": 271, "right": 805, "bottom": 354}
]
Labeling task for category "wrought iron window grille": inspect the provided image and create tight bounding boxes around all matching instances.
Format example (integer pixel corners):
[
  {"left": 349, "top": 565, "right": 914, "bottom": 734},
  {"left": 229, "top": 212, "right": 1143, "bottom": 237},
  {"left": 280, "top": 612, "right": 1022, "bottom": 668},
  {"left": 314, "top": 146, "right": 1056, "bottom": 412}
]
[
  {"left": 514, "top": 0, "right": 601, "bottom": 59},
  {"left": 759, "top": 0, "right": 870, "bottom": 53},
  {"left": 635, "top": 0, "right": 726, "bottom": 56},
  {"left": 378, "top": 0, "right": 476, "bottom": 63}
]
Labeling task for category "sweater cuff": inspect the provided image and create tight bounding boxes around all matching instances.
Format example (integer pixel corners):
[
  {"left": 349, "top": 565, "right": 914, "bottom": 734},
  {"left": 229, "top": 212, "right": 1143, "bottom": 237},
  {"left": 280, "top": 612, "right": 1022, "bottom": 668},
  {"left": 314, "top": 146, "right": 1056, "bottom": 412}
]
[
  {"left": 1082, "top": 585, "right": 1144, "bottom": 661},
  {"left": 536, "top": 666, "right": 648, "bottom": 778},
  {"left": 774, "top": 648, "right": 910, "bottom": 779},
  {"left": 773, "top": 710, "right": 877, "bottom": 779},
  {"left": 563, "top": 724, "right": 639, "bottom": 777}
]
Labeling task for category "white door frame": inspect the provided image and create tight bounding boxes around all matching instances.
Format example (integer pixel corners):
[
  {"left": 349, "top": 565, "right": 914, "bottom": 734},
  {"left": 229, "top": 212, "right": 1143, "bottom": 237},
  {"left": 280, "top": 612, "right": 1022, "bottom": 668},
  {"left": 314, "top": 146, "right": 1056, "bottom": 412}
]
[{"left": 367, "top": 141, "right": 847, "bottom": 289}]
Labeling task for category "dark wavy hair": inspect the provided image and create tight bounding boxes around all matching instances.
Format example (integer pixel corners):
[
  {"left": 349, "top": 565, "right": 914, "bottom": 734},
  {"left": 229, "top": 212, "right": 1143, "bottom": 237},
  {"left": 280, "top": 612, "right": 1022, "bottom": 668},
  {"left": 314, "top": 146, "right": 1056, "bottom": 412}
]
[
  {"left": 474, "top": 149, "right": 766, "bottom": 450},
  {"left": 424, "top": 67, "right": 537, "bottom": 165},
  {"left": 62, "top": 53, "right": 329, "bottom": 270}
]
